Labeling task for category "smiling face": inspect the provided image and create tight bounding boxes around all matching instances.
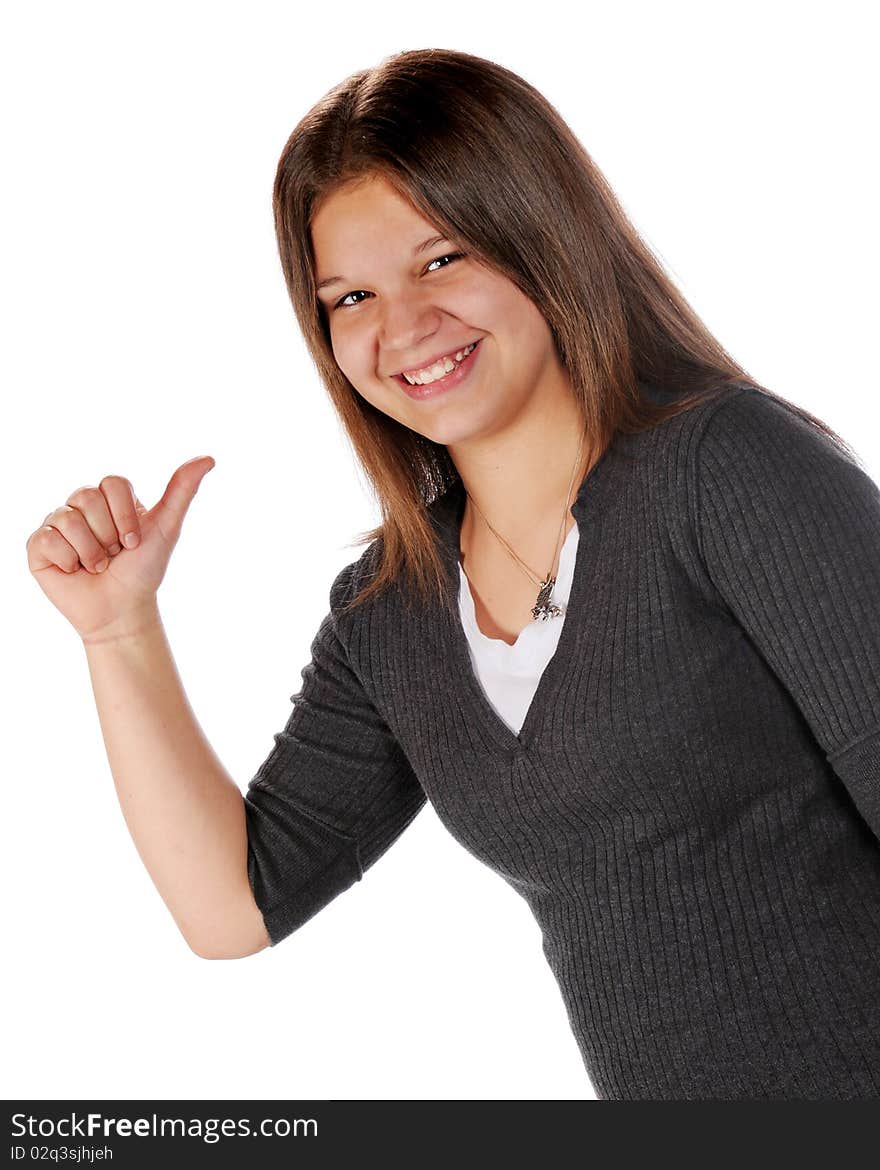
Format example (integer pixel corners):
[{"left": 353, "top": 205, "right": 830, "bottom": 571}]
[{"left": 310, "top": 172, "right": 572, "bottom": 449}]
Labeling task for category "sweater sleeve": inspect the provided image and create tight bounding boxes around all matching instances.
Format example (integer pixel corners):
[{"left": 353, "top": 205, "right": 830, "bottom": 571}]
[
  {"left": 692, "top": 387, "right": 880, "bottom": 841},
  {"left": 243, "top": 562, "right": 427, "bottom": 945}
]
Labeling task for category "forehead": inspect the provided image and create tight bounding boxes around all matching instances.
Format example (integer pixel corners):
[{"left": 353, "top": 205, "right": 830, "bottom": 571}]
[{"left": 311, "top": 174, "right": 440, "bottom": 262}]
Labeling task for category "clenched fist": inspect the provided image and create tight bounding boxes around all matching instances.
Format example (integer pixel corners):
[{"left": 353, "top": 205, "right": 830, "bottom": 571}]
[{"left": 26, "top": 455, "right": 215, "bottom": 643}]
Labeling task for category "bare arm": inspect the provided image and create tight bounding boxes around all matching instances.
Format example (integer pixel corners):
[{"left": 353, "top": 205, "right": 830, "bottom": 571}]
[
  {"left": 83, "top": 607, "right": 271, "bottom": 959},
  {"left": 28, "top": 458, "right": 269, "bottom": 958}
]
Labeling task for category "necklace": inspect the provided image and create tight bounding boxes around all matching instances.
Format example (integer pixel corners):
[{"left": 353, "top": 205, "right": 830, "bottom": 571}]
[{"left": 462, "top": 424, "right": 589, "bottom": 622}]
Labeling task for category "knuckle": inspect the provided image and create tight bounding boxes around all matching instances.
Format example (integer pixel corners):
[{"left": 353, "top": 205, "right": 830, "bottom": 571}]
[
  {"left": 66, "top": 486, "right": 100, "bottom": 508},
  {"left": 99, "top": 473, "right": 130, "bottom": 491},
  {"left": 52, "top": 505, "right": 77, "bottom": 527},
  {"left": 26, "top": 525, "right": 58, "bottom": 558}
]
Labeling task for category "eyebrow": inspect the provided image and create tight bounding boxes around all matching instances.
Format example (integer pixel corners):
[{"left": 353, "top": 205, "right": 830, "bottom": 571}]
[{"left": 315, "top": 234, "right": 451, "bottom": 292}]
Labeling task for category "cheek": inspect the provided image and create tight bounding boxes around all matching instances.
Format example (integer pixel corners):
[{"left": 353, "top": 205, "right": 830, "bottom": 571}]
[
  {"left": 330, "top": 332, "right": 389, "bottom": 409},
  {"left": 503, "top": 286, "right": 547, "bottom": 333},
  {"left": 328, "top": 328, "right": 366, "bottom": 380},
  {"left": 501, "top": 294, "right": 557, "bottom": 364},
  {"left": 466, "top": 276, "right": 542, "bottom": 346}
]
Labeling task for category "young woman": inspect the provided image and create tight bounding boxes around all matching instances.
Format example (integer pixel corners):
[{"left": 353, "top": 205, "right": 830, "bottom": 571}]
[{"left": 26, "top": 48, "right": 880, "bottom": 1100}]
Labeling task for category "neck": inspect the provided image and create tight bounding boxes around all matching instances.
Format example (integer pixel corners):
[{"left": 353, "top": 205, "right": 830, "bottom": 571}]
[{"left": 448, "top": 389, "right": 597, "bottom": 553}]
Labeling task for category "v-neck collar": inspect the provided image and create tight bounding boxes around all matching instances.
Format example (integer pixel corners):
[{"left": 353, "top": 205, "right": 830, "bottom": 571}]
[{"left": 427, "top": 429, "right": 624, "bottom": 757}]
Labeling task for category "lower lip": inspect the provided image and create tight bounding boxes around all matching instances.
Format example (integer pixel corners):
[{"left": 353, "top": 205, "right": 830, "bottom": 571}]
[{"left": 394, "top": 339, "right": 482, "bottom": 401}]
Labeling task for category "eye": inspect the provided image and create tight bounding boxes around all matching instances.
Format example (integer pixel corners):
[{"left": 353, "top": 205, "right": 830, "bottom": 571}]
[
  {"left": 333, "top": 289, "right": 370, "bottom": 310},
  {"left": 330, "top": 253, "right": 467, "bottom": 311},
  {"left": 424, "top": 251, "right": 466, "bottom": 273}
]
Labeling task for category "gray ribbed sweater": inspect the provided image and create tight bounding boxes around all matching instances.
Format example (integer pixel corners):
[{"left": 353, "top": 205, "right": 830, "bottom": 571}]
[{"left": 244, "top": 382, "right": 880, "bottom": 1099}]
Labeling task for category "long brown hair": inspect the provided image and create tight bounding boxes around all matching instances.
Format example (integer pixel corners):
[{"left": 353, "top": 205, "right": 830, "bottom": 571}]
[{"left": 272, "top": 47, "right": 858, "bottom": 615}]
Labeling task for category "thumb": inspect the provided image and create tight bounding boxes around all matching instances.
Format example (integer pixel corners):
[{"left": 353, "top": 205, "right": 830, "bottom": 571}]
[{"left": 151, "top": 455, "right": 216, "bottom": 540}]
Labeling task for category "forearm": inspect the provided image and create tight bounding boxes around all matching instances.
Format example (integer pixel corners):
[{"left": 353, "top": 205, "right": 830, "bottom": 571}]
[{"left": 82, "top": 608, "right": 268, "bottom": 958}]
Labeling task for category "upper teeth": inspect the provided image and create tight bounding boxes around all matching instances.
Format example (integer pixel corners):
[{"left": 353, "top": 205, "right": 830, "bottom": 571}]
[{"left": 401, "top": 342, "right": 477, "bottom": 385}]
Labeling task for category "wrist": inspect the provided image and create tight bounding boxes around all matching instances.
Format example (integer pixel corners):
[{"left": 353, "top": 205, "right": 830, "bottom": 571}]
[{"left": 81, "top": 603, "right": 163, "bottom": 648}]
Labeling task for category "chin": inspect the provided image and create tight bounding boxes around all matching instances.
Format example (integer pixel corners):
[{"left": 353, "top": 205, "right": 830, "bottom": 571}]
[
  {"left": 411, "top": 408, "right": 498, "bottom": 450},
  {"left": 355, "top": 378, "right": 500, "bottom": 448}
]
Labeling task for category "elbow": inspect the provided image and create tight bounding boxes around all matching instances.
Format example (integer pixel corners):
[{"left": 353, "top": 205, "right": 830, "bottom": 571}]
[
  {"left": 182, "top": 889, "right": 274, "bottom": 959},
  {"left": 183, "top": 921, "right": 272, "bottom": 960},
  {"left": 188, "top": 940, "right": 237, "bottom": 960},
  {"left": 187, "top": 937, "right": 269, "bottom": 960},
  {"left": 184, "top": 932, "right": 231, "bottom": 960}
]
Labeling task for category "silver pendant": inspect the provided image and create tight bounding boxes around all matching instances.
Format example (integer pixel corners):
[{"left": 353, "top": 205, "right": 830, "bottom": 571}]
[{"left": 532, "top": 576, "right": 564, "bottom": 621}]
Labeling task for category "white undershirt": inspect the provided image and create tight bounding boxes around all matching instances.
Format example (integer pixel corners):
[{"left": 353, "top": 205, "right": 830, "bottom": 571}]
[{"left": 457, "top": 521, "right": 580, "bottom": 735}]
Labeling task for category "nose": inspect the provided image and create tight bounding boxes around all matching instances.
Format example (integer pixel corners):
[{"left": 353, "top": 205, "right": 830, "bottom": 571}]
[{"left": 378, "top": 287, "right": 442, "bottom": 367}]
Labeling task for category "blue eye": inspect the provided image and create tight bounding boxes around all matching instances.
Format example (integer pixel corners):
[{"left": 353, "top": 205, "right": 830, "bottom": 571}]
[{"left": 331, "top": 252, "right": 466, "bottom": 311}]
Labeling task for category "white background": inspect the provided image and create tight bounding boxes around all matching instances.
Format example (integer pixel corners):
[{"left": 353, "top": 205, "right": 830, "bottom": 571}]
[{"left": 2, "top": 0, "right": 877, "bottom": 1102}]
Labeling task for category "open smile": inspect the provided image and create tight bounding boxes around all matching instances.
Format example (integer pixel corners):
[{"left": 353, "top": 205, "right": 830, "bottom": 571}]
[{"left": 392, "top": 339, "right": 483, "bottom": 401}]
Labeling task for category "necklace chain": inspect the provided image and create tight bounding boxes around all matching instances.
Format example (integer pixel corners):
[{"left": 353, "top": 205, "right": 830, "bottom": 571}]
[{"left": 462, "top": 424, "right": 589, "bottom": 622}]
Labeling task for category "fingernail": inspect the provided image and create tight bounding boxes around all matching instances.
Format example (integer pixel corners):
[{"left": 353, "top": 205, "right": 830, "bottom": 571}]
[
  {"left": 108, "top": 542, "right": 122, "bottom": 556},
  {"left": 95, "top": 558, "right": 109, "bottom": 573},
  {"left": 123, "top": 532, "right": 139, "bottom": 549}
]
